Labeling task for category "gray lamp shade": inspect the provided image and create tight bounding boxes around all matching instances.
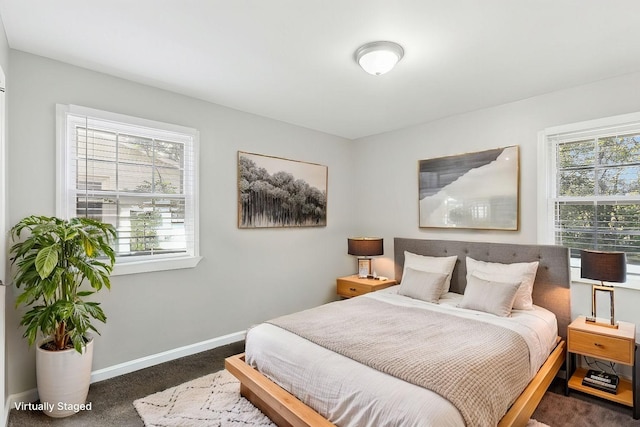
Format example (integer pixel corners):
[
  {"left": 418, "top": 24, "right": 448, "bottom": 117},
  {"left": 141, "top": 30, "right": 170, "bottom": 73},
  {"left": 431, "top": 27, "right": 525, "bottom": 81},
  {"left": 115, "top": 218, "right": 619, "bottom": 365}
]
[
  {"left": 347, "top": 238, "right": 383, "bottom": 257},
  {"left": 580, "top": 250, "right": 627, "bottom": 283}
]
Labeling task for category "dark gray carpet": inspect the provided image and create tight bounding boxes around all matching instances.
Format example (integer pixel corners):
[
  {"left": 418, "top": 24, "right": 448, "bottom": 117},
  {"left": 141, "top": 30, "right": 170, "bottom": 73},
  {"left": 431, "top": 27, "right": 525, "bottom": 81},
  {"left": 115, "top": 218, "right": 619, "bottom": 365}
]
[
  {"left": 533, "top": 379, "right": 640, "bottom": 427},
  {"left": 8, "top": 341, "right": 245, "bottom": 426},
  {"left": 8, "top": 341, "right": 640, "bottom": 426}
]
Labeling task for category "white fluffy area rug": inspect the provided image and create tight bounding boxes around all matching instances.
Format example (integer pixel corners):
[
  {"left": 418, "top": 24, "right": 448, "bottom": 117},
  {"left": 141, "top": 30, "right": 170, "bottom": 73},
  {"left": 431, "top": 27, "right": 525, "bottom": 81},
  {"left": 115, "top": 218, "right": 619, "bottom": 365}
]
[
  {"left": 134, "top": 369, "right": 551, "bottom": 427},
  {"left": 528, "top": 420, "right": 551, "bottom": 427},
  {"left": 134, "top": 369, "right": 275, "bottom": 426}
]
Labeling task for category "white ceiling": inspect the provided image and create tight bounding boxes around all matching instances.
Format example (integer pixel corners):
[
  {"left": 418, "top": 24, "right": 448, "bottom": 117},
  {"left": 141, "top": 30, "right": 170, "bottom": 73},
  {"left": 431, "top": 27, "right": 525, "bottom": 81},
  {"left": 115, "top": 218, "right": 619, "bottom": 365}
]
[{"left": 1, "top": 1, "right": 640, "bottom": 139}]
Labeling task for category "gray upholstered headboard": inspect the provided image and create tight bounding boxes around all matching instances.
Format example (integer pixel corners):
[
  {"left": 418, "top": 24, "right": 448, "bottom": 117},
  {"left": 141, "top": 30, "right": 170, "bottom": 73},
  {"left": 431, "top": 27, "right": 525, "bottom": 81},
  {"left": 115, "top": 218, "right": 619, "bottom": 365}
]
[{"left": 394, "top": 238, "right": 571, "bottom": 340}]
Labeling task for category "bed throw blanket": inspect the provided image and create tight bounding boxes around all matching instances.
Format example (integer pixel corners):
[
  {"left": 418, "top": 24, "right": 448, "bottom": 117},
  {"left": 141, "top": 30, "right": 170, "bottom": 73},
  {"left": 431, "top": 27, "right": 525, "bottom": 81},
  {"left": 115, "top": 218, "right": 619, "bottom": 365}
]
[{"left": 267, "top": 297, "right": 531, "bottom": 427}]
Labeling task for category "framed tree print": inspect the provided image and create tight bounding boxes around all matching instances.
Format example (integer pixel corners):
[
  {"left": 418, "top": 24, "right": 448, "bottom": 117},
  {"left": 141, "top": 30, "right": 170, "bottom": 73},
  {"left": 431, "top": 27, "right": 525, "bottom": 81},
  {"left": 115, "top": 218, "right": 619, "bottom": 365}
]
[{"left": 238, "top": 151, "right": 328, "bottom": 228}]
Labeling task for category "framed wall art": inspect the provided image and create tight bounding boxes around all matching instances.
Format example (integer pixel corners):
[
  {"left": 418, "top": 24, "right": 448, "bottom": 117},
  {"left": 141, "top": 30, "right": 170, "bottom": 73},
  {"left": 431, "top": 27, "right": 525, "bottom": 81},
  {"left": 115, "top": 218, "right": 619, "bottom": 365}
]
[
  {"left": 418, "top": 145, "right": 519, "bottom": 230},
  {"left": 238, "top": 151, "right": 328, "bottom": 228}
]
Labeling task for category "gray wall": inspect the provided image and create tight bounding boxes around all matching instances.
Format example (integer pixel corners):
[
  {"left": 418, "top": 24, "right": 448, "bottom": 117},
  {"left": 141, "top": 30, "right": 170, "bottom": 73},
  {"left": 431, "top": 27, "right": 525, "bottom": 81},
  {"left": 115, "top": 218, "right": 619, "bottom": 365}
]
[
  {"left": 0, "top": 18, "right": 7, "bottom": 70},
  {"left": 0, "top": 12, "right": 9, "bottom": 423},
  {"left": 350, "top": 70, "right": 640, "bottom": 334},
  {"left": 351, "top": 71, "right": 640, "bottom": 254},
  {"left": 6, "top": 50, "right": 354, "bottom": 395},
  {"left": 6, "top": 45, "right": 640, "bottom": 398}
]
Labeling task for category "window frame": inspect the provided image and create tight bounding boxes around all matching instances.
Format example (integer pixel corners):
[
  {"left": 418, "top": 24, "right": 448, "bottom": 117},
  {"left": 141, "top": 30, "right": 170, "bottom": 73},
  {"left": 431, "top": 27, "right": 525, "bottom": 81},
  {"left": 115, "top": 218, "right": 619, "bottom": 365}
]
[
  {"left": 56, "top": 104, "right": 201, "bottom": 276},
  {"left": 538, "top": 111, "right": 640, "bottom": 280}
]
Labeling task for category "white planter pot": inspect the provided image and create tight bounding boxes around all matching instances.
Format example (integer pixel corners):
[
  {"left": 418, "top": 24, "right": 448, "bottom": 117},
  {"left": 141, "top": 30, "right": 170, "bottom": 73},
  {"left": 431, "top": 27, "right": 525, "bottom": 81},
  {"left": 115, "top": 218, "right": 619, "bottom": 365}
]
[{"left": 35, "top": 337, "right": 94, "bottom": 418}]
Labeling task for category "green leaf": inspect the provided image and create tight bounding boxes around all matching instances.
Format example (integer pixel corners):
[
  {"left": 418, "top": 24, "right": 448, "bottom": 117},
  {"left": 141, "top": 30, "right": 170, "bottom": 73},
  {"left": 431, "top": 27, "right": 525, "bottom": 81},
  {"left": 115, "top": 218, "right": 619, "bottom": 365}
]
[
  {"left": 83, "top": 237, "right": 94, "bottom": 257},
  {"left": 35, "top": 246, "right": 59, "bottom": 279},
  {"left": 10, "top": 215, "right": 115, "bottom": 352},
  {"left": 76, "top": 291, "right": 94, "bottom": 297}
]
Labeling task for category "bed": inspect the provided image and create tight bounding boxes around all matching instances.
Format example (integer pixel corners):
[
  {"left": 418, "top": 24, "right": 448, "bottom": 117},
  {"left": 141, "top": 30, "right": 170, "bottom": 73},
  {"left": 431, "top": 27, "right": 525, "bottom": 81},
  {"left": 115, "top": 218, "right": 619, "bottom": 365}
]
[{"left": 226, "top": 238, "right": 571, "bottom": 427}]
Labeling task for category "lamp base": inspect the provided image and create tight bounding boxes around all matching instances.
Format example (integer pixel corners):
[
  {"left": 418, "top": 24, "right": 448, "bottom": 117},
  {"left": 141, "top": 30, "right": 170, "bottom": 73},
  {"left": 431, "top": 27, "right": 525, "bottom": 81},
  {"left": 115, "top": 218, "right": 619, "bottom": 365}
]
[
  {"left": 357, "top": 258, "right": 372, "bottom": 278},
  {"left": 585, "top": 316, "right": 619, "bottom": 329},
  {"left": 590, "top": 283, "right": 617, "bottom": 328}
]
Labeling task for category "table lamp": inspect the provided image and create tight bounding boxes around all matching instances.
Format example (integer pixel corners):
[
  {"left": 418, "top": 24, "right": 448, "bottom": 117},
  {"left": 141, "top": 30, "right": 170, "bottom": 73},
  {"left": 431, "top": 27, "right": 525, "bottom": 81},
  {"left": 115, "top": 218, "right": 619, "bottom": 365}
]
[
  {"left": 348, "top": 237, "right": 383, "bottom": 278},
  {"left": 580, "top": 249, "right": 627, "bottom": 328}
]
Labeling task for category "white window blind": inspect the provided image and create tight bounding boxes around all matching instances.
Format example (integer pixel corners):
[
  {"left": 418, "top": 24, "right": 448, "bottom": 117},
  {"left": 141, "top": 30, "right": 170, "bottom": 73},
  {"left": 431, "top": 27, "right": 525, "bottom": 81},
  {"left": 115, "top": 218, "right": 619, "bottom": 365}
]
[
  {"left": 57, "top": 105, "right": 199, "bottom": 268},
  {"left": 541, "top": 114, "right": 640, "bottom": 269}
]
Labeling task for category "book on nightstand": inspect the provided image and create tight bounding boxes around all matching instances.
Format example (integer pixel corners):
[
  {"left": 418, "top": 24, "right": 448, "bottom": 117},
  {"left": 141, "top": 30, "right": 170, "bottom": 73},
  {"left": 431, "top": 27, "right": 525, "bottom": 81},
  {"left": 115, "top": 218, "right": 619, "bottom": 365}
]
[{"left": 581, "top": 370, "right": 619, "bottom": 394}]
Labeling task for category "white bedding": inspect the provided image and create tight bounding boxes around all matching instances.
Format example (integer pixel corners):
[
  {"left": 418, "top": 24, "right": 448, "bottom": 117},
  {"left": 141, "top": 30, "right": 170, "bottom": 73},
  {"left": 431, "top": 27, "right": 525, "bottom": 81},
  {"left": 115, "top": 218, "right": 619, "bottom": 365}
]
[{"left": 245, "top": 286, "right": 558, "bottom": 427}]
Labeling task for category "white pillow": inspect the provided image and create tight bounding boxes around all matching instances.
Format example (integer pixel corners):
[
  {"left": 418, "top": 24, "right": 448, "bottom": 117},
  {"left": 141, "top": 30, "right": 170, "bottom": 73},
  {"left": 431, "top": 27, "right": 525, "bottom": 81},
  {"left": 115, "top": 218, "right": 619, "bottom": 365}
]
[
  {"left": 459, "top": 274, "right": 521, "bottom": 317},
  {"left": 465, "top": 256, "right": 539, "bottom": 310},
  {"left": 403, "top": 251, "right": 457, "bottom": 295},
  {"left": 398, "top": 268, "right": 448, "bottom": 303}
]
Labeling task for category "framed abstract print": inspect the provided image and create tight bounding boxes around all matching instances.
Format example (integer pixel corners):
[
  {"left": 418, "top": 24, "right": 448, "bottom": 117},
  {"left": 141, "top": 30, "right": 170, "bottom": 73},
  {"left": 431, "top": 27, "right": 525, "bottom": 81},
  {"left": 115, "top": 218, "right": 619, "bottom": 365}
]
[{"left": 418, "top": 146, "right": 519, "bottom": 230}]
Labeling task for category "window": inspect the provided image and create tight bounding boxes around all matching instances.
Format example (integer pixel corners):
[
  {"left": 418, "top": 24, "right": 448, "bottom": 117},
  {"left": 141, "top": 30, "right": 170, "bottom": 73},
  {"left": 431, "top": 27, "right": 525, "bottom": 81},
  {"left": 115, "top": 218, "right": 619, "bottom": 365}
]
[
  {"left": 539, "top": 112, "right": 640, "bottom": 273},
  {"left": 57, "top": 105, "right": 200, "bottom": 274}
]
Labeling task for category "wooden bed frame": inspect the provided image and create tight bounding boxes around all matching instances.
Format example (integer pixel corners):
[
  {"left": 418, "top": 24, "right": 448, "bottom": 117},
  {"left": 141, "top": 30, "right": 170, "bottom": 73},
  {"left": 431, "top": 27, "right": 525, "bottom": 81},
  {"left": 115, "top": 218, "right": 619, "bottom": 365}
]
[{"left": 226, "top": 238, "right": 571, "bottom": 427}]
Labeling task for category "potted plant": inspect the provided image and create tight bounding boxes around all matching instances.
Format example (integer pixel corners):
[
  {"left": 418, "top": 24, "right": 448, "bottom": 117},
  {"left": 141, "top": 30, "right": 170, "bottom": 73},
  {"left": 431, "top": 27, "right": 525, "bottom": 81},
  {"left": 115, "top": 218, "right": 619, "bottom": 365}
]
[{"left": 10, "top": 215, "right": 116, "bottom": 418}]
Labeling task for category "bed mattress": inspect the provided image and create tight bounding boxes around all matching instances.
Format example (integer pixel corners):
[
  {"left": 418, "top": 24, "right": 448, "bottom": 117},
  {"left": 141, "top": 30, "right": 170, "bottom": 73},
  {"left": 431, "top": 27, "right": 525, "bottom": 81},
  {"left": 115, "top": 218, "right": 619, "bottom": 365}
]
[{"left": 245, "top": 286, "right": 558, "bottom": 427}]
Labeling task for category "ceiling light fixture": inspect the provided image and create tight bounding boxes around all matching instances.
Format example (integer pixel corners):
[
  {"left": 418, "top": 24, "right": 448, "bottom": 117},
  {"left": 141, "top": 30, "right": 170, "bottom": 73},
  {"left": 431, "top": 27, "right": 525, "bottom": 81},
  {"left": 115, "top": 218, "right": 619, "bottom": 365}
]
[{"left": 354, "top": 41, "right": 404, "bottom": 76}]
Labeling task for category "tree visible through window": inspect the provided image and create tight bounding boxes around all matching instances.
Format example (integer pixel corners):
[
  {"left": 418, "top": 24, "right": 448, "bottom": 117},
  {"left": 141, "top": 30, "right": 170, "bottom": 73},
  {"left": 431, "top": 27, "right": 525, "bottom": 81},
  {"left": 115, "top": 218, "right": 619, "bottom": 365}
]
[
  {"left": 543, "top": 116, "right": 640, "bottom": 268},
  {"left": 57, "top": 105, "right": 198, "bottom": 263}
]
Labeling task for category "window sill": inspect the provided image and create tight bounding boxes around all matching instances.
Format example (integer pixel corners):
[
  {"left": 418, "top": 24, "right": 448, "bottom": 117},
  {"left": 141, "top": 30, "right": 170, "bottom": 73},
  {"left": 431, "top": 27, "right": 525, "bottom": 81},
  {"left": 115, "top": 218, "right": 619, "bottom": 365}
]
[
  {"left": 112, "top": 255, "right": 203, "bottom": 276},
  {"left": 570, "top": 267, "right": 640, "bottom": 291}
]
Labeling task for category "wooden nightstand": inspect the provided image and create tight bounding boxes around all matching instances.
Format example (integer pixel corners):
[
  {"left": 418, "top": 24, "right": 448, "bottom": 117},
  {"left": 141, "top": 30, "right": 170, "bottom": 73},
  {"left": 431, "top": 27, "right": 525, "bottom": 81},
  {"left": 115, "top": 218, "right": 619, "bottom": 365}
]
[
  {"left": 566, "top": 316, "right": 638, "bottom": 419},
  {"left": 336, "top": 275, "right": 397, "bottom": 298}
]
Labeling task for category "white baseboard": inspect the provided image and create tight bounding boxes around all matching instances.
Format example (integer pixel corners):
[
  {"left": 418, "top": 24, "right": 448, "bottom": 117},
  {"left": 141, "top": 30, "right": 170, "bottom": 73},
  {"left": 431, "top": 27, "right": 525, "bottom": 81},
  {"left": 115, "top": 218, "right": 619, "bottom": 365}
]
[
  {"left": 3, "top": 398, "right": 12, "bottom": 427},
  {"left": 6, "top": 330, "right": 246, "bottom": 415},
  {"left": 6, "top": 388, "right": 38, "bottom": 421},
  {"left": 90, "top": 330, "right": 246, "bottom": 383}
]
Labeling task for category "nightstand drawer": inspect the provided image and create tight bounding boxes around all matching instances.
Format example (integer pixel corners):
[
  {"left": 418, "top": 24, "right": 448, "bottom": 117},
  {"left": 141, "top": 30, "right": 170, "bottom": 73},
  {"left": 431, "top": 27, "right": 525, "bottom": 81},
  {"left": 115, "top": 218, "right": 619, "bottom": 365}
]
[
  {"left": 568, "top": 329, "right": 634, "bottom": 365},
  {"left": 337, "top": 281, "right": 370, "bottom": 298},
  {"left": 336, "top": 275, "right": 396, "bottom": 298}
]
